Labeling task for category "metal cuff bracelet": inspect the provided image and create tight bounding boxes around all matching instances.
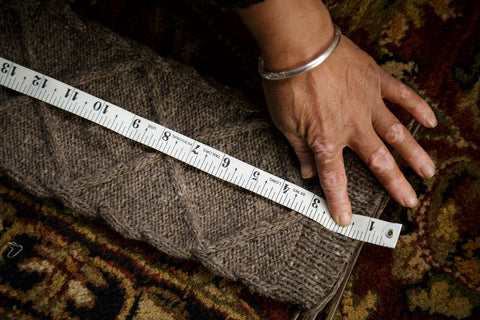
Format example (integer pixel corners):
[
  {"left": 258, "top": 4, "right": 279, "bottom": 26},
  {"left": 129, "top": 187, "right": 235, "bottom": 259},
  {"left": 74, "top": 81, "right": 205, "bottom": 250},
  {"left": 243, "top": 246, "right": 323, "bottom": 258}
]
[{"left": 258, "top": 24, "right": 342, "bottom": 80}]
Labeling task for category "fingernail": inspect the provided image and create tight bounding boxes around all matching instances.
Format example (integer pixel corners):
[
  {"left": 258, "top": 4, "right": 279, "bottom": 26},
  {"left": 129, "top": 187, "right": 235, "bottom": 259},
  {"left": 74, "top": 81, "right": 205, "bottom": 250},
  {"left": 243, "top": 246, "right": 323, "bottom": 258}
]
[
  {"left": 334, "top": 215, "right": 340, "bottom": 225},
  {"left": 420, "top": 160, "right": 435, "bottom": 178},
  {"left": 403, "top": 190, "right": 418, "bottom": 207},
  {"left": 426, "top": 116, "right": 437, "bottom": 128},
  {"left": 425, "top": 109, "right": 437, "bottom": 128},
  {"left": 339, "top": 212, "right": 351, "bottom": 226},
  {"left": 301, "top": 165, "right": 315, "bottom": 179}
]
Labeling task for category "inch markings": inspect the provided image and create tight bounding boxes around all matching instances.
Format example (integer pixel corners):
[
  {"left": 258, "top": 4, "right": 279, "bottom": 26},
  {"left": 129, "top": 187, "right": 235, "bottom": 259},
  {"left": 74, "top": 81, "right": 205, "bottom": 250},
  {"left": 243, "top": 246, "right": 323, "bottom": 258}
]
[{"left": 0, "top": 57, "right": 402, "bottom": 248}]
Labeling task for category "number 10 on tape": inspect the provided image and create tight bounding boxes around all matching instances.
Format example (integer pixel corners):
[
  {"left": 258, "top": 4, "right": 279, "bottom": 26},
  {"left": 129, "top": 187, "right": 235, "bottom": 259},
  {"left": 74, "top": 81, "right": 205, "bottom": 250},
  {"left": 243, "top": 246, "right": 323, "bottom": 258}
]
[{"left": 0, "top": 57, "right": 402, "bottom": 248}]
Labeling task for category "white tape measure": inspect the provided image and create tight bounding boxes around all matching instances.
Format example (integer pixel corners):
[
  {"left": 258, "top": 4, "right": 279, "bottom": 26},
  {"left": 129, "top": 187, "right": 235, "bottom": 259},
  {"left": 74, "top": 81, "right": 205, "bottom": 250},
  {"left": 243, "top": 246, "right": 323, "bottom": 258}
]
[{"left": 0, "top": 57, "right": 402, "bottom": 248}]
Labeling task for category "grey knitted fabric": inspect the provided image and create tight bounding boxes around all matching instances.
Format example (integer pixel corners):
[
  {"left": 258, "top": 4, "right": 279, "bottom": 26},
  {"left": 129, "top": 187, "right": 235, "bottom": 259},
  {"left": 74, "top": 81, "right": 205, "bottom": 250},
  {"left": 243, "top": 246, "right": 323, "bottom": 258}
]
[{"left": 0, "top": 0, "right": 388, "bottom": 313}]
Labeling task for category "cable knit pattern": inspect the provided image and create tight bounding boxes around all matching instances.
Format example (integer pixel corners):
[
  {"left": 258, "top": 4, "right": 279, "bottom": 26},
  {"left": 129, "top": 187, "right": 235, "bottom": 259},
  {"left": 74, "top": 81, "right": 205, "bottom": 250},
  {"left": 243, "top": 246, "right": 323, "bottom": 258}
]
[{"left": 0, "top": 0, "right": 388, "bottom": 312}]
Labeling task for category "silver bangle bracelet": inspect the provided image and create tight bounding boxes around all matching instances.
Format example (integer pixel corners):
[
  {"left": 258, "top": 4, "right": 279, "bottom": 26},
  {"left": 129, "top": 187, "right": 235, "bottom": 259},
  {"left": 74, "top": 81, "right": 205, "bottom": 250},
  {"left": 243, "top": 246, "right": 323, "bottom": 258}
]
[{"left": 258, "top": 24, "right": 342, "bottom": 81}]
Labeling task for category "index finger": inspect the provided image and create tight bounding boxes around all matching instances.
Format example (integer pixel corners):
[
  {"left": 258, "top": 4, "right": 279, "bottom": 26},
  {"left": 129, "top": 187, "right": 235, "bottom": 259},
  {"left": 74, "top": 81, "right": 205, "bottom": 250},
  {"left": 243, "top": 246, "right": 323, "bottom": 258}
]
[{"left": 311, "top": 141, "right": 352, "bottom": 226}]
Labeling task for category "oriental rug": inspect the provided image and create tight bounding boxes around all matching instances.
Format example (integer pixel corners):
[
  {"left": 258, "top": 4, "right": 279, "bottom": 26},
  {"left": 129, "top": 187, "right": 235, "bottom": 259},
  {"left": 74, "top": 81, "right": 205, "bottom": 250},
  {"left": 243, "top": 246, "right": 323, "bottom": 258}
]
[{"left": 1, "top": 0, "right": 479, "bottom": 319}]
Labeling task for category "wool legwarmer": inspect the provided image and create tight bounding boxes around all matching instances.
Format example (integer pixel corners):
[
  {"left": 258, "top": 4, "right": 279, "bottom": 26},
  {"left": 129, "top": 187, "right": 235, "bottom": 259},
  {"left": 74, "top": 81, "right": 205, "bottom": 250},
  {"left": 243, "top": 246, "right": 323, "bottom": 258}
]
[{"left": 0, "top": 0, "right": 389, "bottom": 313}]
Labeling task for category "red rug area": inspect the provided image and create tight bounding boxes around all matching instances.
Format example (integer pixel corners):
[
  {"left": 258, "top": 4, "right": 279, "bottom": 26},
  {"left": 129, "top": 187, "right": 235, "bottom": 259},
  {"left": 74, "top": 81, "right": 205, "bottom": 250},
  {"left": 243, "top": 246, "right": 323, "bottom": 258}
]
[{"left": 1, "top": 0, "right": 479, "bottom": 319}]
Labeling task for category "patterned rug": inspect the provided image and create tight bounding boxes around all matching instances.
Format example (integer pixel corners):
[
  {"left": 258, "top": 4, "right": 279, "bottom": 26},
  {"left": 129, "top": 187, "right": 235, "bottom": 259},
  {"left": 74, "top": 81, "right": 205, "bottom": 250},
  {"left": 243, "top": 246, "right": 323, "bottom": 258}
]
[{"left": 1, "top": 0, "right": 479, "bottom": 319}]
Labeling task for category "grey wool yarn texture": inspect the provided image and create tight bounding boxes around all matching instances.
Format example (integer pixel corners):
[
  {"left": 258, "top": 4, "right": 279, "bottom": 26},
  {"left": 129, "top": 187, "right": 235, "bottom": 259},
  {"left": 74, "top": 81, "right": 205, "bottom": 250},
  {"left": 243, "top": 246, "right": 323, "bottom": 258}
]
[{"left": 0, "top": 0, "right": 389, "bottom": 313}]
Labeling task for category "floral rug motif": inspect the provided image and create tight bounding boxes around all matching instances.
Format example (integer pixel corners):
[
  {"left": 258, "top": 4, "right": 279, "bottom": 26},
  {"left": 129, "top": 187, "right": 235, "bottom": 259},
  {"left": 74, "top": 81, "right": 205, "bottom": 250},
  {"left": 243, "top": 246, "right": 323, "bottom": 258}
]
[
  {"left": 1, "top": 0, "right": 479, "bottom": 319},
  {"left": 0, "top": 184, "right": 295, "bottom": 319}
]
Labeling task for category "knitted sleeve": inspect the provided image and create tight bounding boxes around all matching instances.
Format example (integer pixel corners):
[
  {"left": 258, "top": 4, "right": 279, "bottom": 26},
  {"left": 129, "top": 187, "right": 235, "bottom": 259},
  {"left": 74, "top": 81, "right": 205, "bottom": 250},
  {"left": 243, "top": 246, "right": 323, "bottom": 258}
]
[{"left": 0, "top": 0, "right": 388, "bottom": 315}]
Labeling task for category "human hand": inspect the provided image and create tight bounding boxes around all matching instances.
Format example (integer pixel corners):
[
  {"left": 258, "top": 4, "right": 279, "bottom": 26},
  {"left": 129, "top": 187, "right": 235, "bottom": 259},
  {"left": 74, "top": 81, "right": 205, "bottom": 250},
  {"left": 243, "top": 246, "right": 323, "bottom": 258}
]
[
  {"left": 238, "top": 0, "right": 437, "bottom": 226},
  {"left": 262, "top": 35, "right": 437, "bottom": 226}
]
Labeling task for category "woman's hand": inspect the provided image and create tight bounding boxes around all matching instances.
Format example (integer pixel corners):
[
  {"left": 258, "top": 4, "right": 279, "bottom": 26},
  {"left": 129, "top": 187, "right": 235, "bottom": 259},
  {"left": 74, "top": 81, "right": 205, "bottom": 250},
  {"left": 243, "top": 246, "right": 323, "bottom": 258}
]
[
  {"left": 238, "top": 0, "right": 437, "bottom": 226},
  {"left": 262, "top": 36, "right": 436, "bottom": 226}
]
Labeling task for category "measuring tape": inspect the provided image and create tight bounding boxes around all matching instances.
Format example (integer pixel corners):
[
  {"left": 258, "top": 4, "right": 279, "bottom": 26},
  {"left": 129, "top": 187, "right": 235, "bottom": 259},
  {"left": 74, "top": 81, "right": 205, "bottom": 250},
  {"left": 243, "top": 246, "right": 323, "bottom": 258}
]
[{"left": 0, "top": 57, "right": 402, "bottom": 248}]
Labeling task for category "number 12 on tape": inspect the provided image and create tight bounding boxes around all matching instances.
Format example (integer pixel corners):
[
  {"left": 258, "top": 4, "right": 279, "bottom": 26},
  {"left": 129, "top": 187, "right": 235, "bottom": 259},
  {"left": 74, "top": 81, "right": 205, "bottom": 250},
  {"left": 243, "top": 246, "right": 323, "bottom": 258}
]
[{"left": 0, "top": 57, "right": 402, "bottom": 248}]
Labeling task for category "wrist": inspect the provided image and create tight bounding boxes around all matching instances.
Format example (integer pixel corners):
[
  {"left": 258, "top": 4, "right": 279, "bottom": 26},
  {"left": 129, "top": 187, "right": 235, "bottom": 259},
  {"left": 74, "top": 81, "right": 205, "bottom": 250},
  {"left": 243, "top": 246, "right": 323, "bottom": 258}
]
[
  {"left": 238, "top": 0, "right": 334, "bottom": 71},
  {"left": 258, "top": 24, "right": 341, "bottom": 80}
]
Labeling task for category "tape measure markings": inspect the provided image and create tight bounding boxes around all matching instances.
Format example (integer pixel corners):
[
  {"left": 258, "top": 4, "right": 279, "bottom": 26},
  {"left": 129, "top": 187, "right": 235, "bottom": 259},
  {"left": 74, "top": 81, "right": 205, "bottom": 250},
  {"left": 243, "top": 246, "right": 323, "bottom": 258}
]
[{"left": 0, "top": 57, "right": 402, "bottom": 248}]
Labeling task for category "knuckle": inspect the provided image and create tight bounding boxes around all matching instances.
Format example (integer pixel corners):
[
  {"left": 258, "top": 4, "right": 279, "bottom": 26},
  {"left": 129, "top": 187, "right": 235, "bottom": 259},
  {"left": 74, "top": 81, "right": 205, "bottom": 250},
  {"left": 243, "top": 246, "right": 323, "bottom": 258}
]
[
  {"left": 365, "top": 60, "right": 379, "bottom": 77},
  {"left": 385, "top": 175, "right": 410, "bottom": 192},
  {"left": 384, "top": 123, "right": 406, "bottom": 145},
  {"left": 321, "top": 170, "right": 347, "bottom": 192},
  {"left": 397, "top": 83, "right": 412, "bottom": 101},
  {"left": 367, "top": 146, "right": 395, "bottom": 173},
  {"left": 310, "top": 137, "right": 338, "bottom": 165},
  {"left": 363, "top": 58, "right": 382, "bottom": 84}
]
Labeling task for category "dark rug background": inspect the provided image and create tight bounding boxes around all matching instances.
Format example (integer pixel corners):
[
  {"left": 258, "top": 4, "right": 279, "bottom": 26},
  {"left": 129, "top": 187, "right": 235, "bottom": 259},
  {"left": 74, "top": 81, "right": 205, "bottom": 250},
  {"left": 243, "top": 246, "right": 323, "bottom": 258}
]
[{"left": 1, "top": 0, "right": 479, "bottom": 319}]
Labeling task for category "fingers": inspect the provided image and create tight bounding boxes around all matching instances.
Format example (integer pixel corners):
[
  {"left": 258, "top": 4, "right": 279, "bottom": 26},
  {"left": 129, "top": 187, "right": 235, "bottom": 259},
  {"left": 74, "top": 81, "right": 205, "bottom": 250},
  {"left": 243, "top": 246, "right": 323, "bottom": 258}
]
[
  {"left": 286, "top": 133, "right": 353, "bottom": 226},
  {"left": 379, "top": 68, "right": 437, "bottom": 128},
  {"left": 310, "top": 140, "right": 352, "bottom": 226},
  {"left": 285, "top": 132, "right": 352, "bottom": 226},
  {"left": 350, "top": 132, "right": 419, "bottom": 208},
  {"left": 373, "top": 107, "right": 436, "bottom": 179}
]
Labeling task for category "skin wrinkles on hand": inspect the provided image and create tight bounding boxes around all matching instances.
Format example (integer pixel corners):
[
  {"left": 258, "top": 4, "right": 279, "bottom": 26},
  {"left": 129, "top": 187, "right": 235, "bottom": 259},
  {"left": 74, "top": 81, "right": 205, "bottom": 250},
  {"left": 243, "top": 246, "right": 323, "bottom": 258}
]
[{"left": 238, "top": 0, "right": 437, "bottom": 226}]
